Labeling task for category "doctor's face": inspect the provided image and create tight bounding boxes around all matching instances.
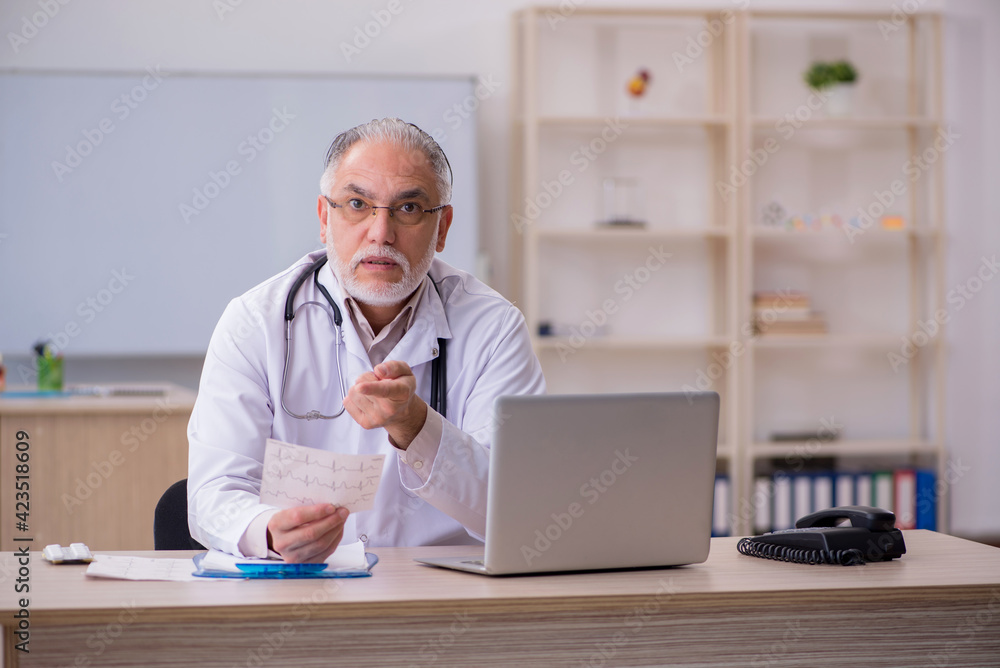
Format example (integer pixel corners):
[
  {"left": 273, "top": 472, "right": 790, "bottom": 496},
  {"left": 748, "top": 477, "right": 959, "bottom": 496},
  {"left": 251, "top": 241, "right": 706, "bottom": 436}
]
[{"left": 318, "top": 140, "right": 452, "bottom": 308}]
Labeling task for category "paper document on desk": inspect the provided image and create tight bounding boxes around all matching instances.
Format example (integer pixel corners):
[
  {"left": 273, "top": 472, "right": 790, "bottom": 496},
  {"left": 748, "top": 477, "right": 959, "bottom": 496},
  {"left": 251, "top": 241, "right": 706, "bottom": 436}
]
[
  {"left": 85, "top": 555, "right": 202, "bottom": 581},
  {"left": 260, "top": 438, "right": 385, "bottom": 512}
]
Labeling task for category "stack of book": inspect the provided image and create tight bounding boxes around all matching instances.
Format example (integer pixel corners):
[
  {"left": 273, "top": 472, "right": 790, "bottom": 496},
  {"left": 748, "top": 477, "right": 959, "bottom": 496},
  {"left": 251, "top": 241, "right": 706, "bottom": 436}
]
[{"left": 752, "top": 291, "right": 827, "bottom": 336}]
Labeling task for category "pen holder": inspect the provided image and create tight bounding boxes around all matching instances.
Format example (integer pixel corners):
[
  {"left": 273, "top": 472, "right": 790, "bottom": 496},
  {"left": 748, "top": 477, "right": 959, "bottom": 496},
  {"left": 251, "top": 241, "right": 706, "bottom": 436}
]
[{"left": 37, "top": 355, "right": 64, "bottom": 391}]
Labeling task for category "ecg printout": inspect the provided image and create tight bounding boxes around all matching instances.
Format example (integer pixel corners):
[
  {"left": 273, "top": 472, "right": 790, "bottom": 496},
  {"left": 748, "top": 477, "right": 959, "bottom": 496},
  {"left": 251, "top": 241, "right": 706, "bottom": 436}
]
[{"left": 259, "top": 438, "right": 386, "bottom": 512}]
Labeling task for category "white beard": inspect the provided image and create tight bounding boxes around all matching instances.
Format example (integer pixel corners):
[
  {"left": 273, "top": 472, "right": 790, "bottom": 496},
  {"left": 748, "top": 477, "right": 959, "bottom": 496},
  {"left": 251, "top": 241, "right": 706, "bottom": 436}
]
[{"left": 328, "top": 224, "right": 438, "bottom": 307}]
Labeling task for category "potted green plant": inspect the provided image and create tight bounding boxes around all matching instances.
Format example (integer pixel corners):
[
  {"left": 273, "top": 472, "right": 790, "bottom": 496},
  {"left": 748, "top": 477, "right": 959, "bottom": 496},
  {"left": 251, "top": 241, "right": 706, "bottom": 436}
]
[{"left": 803, "top": 59, "right": 858, "bottom": 116}]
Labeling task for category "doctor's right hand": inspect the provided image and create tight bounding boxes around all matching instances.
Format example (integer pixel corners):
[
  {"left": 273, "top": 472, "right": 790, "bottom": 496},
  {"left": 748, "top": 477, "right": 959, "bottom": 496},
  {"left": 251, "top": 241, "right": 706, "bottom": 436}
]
[{"left": 266, "top": 504, "right": 349, "bottom": 563}]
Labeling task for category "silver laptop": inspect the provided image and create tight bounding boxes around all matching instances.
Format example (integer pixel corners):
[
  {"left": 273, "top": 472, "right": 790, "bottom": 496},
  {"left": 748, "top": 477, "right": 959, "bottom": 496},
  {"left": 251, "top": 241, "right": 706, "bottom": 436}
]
[{"left": 415, "top": 392, "right": 720, "bottom": 575}]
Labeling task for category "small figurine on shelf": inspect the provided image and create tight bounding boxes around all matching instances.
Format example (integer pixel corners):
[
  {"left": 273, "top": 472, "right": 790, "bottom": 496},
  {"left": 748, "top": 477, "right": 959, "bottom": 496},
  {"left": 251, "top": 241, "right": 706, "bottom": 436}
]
[
  {"left": 760, "top": 201, "right": 787, "bottom": 227},
  {"left": 600, "top": 178, "right": 646, "bottom": 227},
  {"left": 625, "top": 68, "right": 651, "bottom": 115},
  {"left": 627, "top": 68, "right": 651, "bottom": 97},
  {"left": 881, "top": 215, "right": 906, "bottom": 230}
]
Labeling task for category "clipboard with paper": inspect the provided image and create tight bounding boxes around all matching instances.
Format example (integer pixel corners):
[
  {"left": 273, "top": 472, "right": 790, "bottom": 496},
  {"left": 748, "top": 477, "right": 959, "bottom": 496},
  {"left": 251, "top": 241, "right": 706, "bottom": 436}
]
[
  {"left": 194, "top": 438, "right": 385, "bottom": 579},
  {"left": 192, "top": 541, "right": 378, "bottom": 579}
]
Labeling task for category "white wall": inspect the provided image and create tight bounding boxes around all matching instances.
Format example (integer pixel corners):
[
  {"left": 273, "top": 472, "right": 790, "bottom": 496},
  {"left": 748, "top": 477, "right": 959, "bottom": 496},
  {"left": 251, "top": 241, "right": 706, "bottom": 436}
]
[{"left": 1, "top": 0, "right": 996, "bottom": 536}]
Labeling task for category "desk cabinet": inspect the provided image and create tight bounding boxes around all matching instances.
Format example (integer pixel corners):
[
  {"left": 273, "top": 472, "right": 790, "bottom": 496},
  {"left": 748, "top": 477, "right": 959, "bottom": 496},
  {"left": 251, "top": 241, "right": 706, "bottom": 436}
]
[
  {"left": 0, "top": 385, "right": 195, "bottom": 551},
  {"left": 8, "top": 532, "right": 1000, "bottom": 667}
]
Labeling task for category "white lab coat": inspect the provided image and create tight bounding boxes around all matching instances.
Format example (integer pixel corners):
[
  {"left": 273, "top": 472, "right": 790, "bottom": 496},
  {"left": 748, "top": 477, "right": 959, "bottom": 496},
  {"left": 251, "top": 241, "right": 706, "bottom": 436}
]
[{"left": 187, "top": 250, "right": 545, "bottom": 555}]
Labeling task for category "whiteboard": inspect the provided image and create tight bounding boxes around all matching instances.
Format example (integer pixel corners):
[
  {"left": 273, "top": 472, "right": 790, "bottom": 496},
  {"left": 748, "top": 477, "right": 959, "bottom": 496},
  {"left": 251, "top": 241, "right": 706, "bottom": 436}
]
[{"left": 0, "top": 71, "right": 478, "bottom": 355}]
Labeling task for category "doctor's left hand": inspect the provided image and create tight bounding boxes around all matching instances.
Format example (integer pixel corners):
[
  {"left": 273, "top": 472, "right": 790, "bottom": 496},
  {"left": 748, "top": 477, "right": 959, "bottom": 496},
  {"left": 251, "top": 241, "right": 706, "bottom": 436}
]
[{"left": 344, "top": 360, "right": 428, "bottom": 450}]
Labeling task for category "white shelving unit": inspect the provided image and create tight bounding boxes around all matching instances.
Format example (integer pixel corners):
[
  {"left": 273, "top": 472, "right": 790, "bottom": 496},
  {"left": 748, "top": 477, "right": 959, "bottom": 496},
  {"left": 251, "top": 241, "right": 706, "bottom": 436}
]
[
  {"left": 739, "top": 9, "right": 946, "bottom": 534},
  {"left": 511, "top": 6, "right": 740, "bottom": 474},
  {"left": 511, "top": 6, "right": 946, "bottom": 535}
]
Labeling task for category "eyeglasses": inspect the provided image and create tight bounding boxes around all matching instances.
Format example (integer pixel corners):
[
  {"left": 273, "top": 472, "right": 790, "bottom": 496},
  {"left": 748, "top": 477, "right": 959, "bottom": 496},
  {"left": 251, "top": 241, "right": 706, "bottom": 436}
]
[{"left": 324, "top": 196, "right": 449, "bottom": 227}]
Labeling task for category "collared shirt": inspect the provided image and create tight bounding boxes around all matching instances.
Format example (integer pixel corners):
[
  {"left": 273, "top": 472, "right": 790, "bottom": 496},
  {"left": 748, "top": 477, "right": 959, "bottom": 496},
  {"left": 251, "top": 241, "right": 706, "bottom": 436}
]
[{"left": 344, "top": 278, "right": 428, "bottom": 368}]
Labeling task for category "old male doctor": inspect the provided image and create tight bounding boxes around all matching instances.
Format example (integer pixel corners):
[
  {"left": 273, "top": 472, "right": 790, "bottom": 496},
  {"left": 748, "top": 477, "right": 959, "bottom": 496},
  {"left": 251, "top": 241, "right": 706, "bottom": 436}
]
[{"left": 188, "top": 118, "right": 545, "bottom": 562}]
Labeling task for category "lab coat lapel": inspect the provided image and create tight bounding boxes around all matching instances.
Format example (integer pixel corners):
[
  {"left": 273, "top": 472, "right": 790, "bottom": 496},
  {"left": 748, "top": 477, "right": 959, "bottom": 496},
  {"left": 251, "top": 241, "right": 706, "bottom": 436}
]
[{"left": 391, "top": 276, "right": 452, "bottom": 368}]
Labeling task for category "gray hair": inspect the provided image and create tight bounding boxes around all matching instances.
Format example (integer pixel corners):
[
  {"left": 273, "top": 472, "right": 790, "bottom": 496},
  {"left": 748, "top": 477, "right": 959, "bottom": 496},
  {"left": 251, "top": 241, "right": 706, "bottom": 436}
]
[{"left": 319, "top": 118, "right": 452, "bottom": 204}]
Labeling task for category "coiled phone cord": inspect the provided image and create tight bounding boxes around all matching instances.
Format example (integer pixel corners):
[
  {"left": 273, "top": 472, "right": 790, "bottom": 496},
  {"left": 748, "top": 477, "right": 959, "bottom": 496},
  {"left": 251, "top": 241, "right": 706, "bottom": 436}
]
[{"left": 737, "top": 537, "right": 866, "bottom": 566}]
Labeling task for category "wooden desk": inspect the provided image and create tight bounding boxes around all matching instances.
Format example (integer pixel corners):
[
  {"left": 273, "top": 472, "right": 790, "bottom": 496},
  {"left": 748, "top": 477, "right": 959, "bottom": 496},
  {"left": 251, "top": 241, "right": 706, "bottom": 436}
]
[
  {"left": 0, "top": 385, "right": 195, "bottom": 551},
  {"left": 4, "top": 531, "right": 999, "bottom": 667}
]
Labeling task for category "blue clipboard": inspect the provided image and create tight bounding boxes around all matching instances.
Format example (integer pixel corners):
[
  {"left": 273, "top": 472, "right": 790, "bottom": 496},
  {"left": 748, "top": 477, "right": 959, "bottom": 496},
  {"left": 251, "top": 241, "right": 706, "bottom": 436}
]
[{"left": 192, "top": 551, "right": 378, "bottom": 579}]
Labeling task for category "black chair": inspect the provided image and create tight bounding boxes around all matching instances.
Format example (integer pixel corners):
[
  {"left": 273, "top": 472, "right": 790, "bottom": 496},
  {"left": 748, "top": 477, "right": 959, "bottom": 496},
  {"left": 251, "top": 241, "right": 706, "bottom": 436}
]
[{"left": 154, "top": 479, "right": 205, "bottom": 550}]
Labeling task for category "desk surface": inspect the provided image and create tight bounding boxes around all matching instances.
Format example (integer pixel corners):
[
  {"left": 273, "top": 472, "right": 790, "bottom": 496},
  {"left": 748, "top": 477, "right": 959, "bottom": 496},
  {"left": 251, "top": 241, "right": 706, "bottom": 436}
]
[
  {"left": 0, "top": 384, "right": 196, "bottom": 415},
  {"left": 13, "top": 530, "right": 1000, "bottom": 625}
]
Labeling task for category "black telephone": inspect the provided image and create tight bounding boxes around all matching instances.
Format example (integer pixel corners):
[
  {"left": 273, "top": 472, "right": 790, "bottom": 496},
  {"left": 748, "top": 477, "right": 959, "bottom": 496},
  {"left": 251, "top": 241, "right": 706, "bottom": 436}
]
[{"left": 737, "top": 506, "right": 907, "bottom": 566}]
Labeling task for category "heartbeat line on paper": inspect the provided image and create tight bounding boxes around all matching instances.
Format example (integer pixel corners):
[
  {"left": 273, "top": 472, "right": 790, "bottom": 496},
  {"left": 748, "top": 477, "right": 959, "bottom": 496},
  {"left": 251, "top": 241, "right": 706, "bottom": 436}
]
[
  {"left": 267, "top": 470, "right": 379, "bottom": 489},
  {"left": 265, "top": 489, "right": 377, "bottom": 507},
  {"left": 259, "top": 438, "right": 385, "bottom": 512},
  {"left": 269, "top": 447, "right": 384, "bottom": 473}
]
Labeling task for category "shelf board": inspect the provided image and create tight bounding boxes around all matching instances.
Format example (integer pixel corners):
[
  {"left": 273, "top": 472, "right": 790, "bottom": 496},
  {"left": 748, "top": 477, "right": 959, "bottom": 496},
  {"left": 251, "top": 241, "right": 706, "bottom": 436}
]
[
  {"left": 748, "top": 9, "right": 940, "bottom": 21},
  {"left": 750, "top": 439, "right": 940, "bottom": 459},
  {"left": 751, "top": 116, "right": 939, "bottom": 130},
  {"left": 533, "top": 7, "right": 733, "bottom": 20},
  {"left": 534, "top": 226, "right": 731, "bottom": 241},
  {"left": 750, "top": 226, "right": 933, "bottom": 241},
  {"left": 537, "top": 115, "right": 730, "bottom": 128},
  {"left": 750, "top": 334, "right": 907, "bottom": 349},
  {"left": 534, "top": 336, "right": 733, "bottom": 351}
]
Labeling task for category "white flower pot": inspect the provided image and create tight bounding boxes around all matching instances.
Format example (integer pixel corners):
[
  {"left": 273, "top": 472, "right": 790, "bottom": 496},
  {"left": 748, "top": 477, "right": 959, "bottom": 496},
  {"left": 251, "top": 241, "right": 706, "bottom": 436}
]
[{"left": 822, "top": 83, "right": 855, "bottom": 117}]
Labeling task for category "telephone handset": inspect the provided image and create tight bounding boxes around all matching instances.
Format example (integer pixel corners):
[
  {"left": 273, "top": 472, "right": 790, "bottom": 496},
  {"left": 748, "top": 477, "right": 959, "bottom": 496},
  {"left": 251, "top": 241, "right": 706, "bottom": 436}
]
[{"left": 737, "top": 505, "right": 907, "bottom": 566}]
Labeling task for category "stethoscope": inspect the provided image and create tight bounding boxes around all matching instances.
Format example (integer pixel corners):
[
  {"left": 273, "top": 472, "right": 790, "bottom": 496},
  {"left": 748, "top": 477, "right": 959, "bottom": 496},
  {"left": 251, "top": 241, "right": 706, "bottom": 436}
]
[{"left": 279, "top": 255, "right": 447, "bottom": 421}]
